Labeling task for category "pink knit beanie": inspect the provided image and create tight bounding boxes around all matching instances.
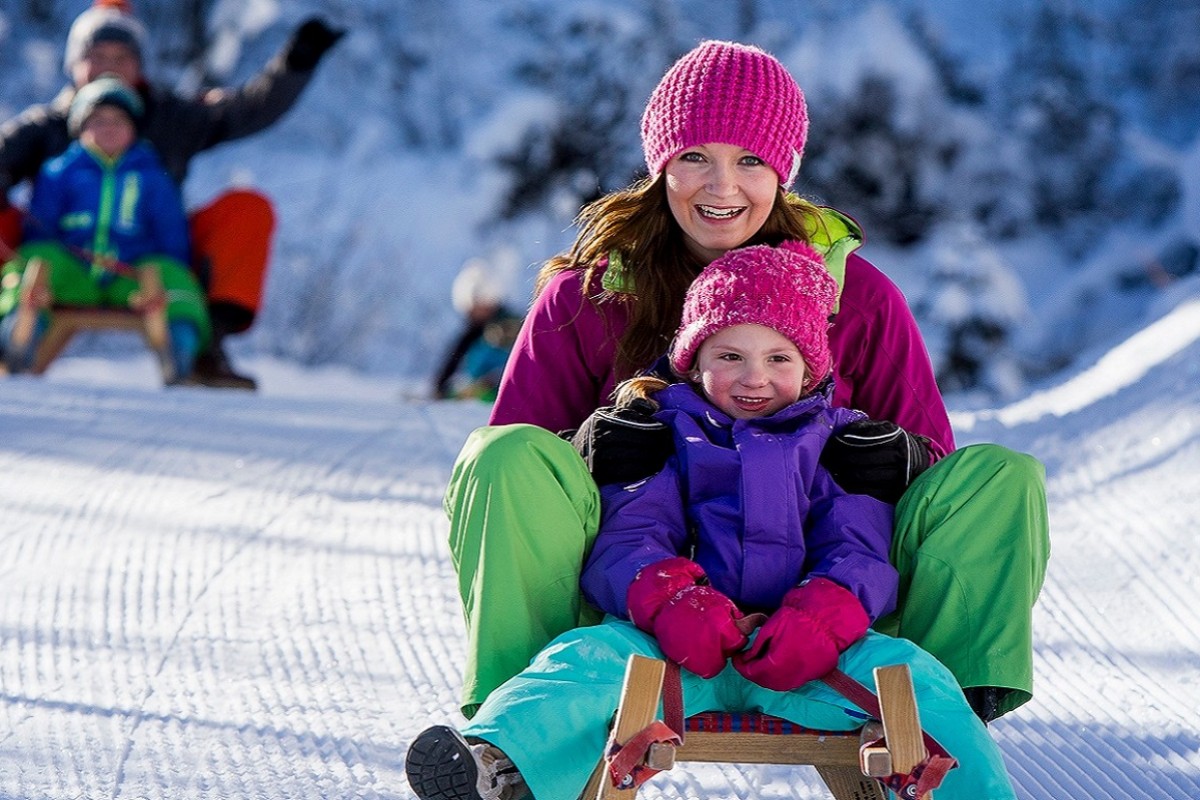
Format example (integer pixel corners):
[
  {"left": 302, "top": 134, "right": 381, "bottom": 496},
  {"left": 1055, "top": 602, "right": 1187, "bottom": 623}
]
[
  {"left": 669, "top": 240, "right": 836, "bottom": 393},
  {"left": 641, "top": 40, "right": 808, "bottom": 188}
]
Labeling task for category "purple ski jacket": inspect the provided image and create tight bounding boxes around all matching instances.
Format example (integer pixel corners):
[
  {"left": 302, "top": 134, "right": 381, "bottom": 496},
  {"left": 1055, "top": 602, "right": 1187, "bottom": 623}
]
[
  {"left": 581, "top": 383, "right": 898, "bottom": 622},
  {"left": 490, "top": 227, "right": 954, "bottom": 459}
]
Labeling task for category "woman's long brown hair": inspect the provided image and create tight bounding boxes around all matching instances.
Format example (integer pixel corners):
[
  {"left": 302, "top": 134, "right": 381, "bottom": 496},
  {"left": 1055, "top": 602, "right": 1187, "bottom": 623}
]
[{"left": 535, "top": 175, "right": 828, "bottom": 378}]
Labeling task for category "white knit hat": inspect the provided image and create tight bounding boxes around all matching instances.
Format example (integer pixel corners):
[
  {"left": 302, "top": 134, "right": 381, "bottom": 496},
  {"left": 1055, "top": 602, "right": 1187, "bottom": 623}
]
[
  {"left": 452, "top": 258, "right": 508, "bottom": 315},
  {"left": 63, "top": 1, "right": 148, "bottom": 76}
]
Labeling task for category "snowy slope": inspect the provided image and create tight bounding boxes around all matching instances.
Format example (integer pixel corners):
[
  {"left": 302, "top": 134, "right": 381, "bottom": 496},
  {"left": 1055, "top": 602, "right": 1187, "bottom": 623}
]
[{"left": 1, "top": 295, "right": 1199, "bottom": 800}]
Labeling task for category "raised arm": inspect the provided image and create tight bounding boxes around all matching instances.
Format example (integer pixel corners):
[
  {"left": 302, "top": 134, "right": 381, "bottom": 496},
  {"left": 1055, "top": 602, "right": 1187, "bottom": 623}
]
[{"left": 141, "top": 18, "right": 343, "bottom": 183}]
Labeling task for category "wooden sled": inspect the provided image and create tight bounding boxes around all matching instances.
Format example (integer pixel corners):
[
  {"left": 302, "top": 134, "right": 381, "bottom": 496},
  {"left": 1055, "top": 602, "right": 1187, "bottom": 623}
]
[
  {"left": 16, "top": 258, "right": 177, "bottom": 383},
  {"left": 580, "top": 655, "right": 935, "bottom": 800}
]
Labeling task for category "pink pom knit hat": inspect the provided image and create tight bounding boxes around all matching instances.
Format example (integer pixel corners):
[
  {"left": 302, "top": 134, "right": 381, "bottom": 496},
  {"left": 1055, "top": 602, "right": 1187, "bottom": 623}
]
[
  {"left": 641, "top": 40, "right": 808, "bottom": 188},
  {"left": 669, "top": 240, "right": 836, "bottom": 393}
]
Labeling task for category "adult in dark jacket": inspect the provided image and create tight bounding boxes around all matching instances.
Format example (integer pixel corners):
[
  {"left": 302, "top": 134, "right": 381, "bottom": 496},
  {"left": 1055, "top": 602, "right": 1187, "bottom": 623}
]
[{"left": 0, "top": 0, "right": 344, "bottom": 388}]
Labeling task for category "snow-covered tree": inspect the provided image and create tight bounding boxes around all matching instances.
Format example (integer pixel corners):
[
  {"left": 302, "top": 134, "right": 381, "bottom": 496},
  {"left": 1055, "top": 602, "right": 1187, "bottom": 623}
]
[
  {"left": 789, "top": 3, "right": 997, "bottom": 245},
  {"left": 1117, "top": 0, "right": 1200, "bottom": 147},
  {"left": 914, "top": 223, "right": 1030, "bottom": 400},
  {"left": 997, "top": 1, "right": 1121, "bottom": 245}
]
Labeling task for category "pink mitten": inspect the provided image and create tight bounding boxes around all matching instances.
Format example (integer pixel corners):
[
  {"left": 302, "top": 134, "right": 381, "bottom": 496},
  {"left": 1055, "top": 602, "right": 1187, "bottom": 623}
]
[
  {"left": 732, "top": 577, "right": 869, "bottom": 691},
  {"left": 654, "top": 584, "right": 748, "bottom": 678},
  {"left": 626, "top": 556, "right": 707, "bottom": 632}
]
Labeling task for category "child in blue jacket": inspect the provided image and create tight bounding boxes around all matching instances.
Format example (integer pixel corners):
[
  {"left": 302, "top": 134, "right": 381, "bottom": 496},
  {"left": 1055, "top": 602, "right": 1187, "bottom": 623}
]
[
  {"left": 0, "top": 75, "right": 210, "bottom": 382},
  {"left": 406, "top": 241, "right": 1017, "bottom": 800}
]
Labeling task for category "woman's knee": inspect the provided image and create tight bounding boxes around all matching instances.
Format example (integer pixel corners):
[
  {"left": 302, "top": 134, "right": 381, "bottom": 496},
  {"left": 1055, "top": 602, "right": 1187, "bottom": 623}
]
[
  {"left": 451, "top": 424, "right": 592, "bottom": 499},
  {"left": 953, "top": 443, "right": 1045, "bottom": 486},
  {"left": 459, "top": 424, "right": 570, "bottom": 473},
  {"left": 446, "top": 423, "right": 597, "bottom": 530}
]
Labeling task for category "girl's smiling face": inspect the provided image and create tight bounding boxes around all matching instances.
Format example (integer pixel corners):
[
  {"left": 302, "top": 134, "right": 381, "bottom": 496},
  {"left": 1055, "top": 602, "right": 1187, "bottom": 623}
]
[
  {"left": 664, "top": 142, "right": 779, "bottom": 264},
  {"left": 690, "top": 323, "right": 808, "bottom": 418}
]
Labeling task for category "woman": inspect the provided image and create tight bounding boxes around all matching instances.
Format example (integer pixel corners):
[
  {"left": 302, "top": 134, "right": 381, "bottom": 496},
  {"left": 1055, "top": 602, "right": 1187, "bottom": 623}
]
[{"left": 443, "top": 39, "right": 1048, "bottom": 724}]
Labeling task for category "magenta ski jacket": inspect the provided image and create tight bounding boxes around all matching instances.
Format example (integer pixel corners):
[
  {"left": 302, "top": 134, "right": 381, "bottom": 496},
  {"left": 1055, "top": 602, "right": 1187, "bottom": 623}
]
[
  {"left": 490, "top": 247, "right": 955, "bottom": 458},
  {"left": 580, "top": 382, "right": 899, "bottom": 621}
]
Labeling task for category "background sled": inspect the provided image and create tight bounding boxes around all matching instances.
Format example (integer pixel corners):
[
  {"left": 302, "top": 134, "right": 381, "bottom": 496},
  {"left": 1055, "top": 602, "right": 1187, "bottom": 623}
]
[
  {"left": 580, "top": 655, "right": 933, "bottom": 800},
  {"left": 29, "top": 307, "right": 166, "bottom": 374},
  {"left": 20, "top": 261, "right": 177, "bottom": 383}
]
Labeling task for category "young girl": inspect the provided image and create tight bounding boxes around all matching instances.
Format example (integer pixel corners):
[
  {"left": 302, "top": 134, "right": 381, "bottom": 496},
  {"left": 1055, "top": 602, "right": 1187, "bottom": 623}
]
[
  {"left": 407, "top": 241, "right": 1017, "bottom": 800},
  {"left": 0, "top": 74, "right": 210, "bottom": 383}
]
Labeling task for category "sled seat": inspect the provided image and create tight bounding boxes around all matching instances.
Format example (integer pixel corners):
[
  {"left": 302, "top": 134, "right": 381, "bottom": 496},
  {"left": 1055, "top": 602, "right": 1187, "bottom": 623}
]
[{"left": 580, "top": 655, "right": 935, "bottom": 800}]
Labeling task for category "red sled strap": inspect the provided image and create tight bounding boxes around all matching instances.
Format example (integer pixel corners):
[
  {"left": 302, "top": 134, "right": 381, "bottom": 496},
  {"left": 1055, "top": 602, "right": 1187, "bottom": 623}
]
[
  {"left": 822, "top": 668, "right": 958, "bottom": 797},
  {"left": 605, "top": 720, "right": 681, "bottom": 790}
]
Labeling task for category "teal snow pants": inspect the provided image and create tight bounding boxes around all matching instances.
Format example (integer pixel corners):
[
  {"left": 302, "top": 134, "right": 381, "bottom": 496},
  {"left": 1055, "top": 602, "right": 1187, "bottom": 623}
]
[
  {"left": 463, "top": 621, "right": 1017, "bottom": 800},
  {"left": 444, "top": 424, "right": 1049, "bottom": 719}
]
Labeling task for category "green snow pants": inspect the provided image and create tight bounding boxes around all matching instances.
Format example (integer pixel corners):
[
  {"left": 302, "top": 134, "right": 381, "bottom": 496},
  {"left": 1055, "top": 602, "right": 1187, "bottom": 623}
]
[
  {"left": 464, "top": 622, "right": 1016, "bottom": 800},
  {"left": 444, "top": 424, "right": 1049, "bottom": 719},
  {"left": 0, "top": 241, "right": 212, "bottom": 346}
]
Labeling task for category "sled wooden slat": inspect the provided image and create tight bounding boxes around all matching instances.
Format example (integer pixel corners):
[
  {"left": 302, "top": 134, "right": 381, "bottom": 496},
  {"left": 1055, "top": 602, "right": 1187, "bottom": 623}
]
[
  {"left": 876, "top": 664, "right": 930, "bottom": 790},
  {"left": 33, "top": 307, "right": 156, "bottom": 374},
  {"left": 581, "top": 655, "right": 666, "bottom": 800},
  {"left": 583, "top": 656, "right": 931, "bottom": 800}
]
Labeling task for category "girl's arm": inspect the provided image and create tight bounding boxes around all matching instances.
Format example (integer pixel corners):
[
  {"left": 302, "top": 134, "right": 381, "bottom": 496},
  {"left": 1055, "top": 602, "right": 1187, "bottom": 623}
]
[
  {"left": 801, "top": 472, "right": 899, "bottom": 622},
  {"left": 580, "top": 464, "right": 690, "bottom": 618}
]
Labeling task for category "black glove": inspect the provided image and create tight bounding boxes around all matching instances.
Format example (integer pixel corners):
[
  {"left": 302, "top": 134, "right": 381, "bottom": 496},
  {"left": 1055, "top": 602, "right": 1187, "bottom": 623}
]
[
  {"left": 569, "top": 398, "right": 674, "bottom": 486},
  {"left": 819, "top": 419, "right": 931, "bottom": 504},
  {"left": 285, "top": 17, "right": 346, "bottom": 71}
]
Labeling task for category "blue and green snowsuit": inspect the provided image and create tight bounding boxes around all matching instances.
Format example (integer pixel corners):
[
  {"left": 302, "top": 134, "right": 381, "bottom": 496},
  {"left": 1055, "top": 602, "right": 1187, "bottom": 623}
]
[{"left": 0, "top": 139, "right": 210, "bottom": 376}]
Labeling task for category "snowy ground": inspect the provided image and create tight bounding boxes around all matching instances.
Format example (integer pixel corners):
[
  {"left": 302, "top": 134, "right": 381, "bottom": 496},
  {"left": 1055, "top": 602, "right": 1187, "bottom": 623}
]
[{"left": 1, "top": 299, "right": 1199, "bottom": 800}]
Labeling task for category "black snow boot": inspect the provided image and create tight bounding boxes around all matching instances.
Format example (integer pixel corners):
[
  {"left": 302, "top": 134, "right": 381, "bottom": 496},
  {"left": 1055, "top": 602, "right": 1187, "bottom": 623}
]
[
  {"left": 192, "top": 302, "right": 256, "bottom": 390},
  {"left": 406, "top": 725, "right": 527, "bottom": 800},
  {"left": 191, "top": 338, "right": 256, "bottom": 390},
  {"left": 963, "top": 686, "right": 1005, "bottom": 725}
]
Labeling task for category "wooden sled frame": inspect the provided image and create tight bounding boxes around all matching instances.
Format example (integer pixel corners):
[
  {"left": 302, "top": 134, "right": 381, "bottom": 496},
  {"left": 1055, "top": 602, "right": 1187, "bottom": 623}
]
[
  {"left": 580, "top": 655, "right": 934, "bottom": 800},
  {"left": 14, "top": 258, "right": 175, "bottom": 382},
  {"left": 32, "top": 309, "right": 157, "bottom": 374}
]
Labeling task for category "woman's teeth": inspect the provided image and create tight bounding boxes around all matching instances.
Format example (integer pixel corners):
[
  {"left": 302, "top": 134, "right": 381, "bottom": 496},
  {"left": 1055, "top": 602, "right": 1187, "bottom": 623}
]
[{"left": 698, "top": 205, "right": 743, "bottom": 219}]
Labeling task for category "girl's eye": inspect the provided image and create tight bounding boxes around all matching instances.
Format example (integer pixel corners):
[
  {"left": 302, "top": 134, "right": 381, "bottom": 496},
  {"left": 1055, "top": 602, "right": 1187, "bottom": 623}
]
[
  {"left": 768, "top": 354, "right": 792, "bottom": 363},
  {"left": 718, "top": 352, "right": 741, "bottom": 362}
]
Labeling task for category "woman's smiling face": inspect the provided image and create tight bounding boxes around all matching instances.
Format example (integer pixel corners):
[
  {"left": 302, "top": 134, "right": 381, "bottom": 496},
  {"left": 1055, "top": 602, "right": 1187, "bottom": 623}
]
[{"left": 664, "top": 142, "right": 779, "bottom": 264}]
